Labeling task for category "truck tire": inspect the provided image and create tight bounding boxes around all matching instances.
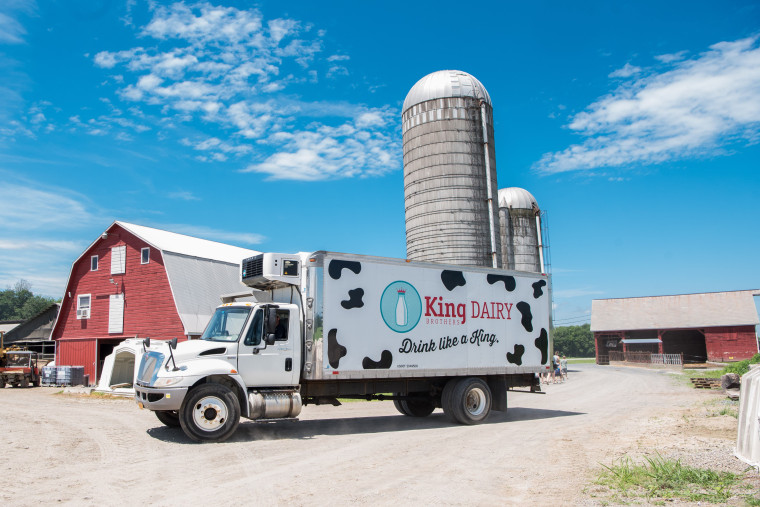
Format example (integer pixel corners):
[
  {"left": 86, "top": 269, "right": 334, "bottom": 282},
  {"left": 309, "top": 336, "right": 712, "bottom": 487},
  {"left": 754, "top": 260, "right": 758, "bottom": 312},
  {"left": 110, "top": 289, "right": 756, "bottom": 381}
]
[
  {"left": 0, "top": 378, "right": 5, "bottom": 389},
  {"left": 179, "top": 383, "right": 240, "bottom": 443},
  {"left": 20, "top": 376, "right": 29, "bottom": 388},
  {"left": 401, "top": 396, "right": 435, "bottom": 417},
  {"left": 32, "top": 378, "right": 40, "bottom": 387},
  {"left": 444, "top": 377, "right": 492, "bottom": 425},
  {"left": 155, "top": 410, "right": 181, "bottom": 428},
  {"left": 393, "top": 398, "right": 410, "bottom": 416},
  {"left": 441, "top": 379, "right": 459, "bottom": 423}
]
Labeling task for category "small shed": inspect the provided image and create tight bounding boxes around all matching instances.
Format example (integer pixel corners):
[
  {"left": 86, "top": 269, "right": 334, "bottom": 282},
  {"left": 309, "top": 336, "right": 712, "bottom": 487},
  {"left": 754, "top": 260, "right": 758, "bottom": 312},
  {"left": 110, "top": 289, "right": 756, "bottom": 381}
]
[
  {"left": 52, "top": 221, "right": 260, "bottom": 383},
  {"left": 2, "top": 303, "right": 59, "bottom": 359},
  {"left": 591, "top": 290, "right": 759, "bottom": 364}
]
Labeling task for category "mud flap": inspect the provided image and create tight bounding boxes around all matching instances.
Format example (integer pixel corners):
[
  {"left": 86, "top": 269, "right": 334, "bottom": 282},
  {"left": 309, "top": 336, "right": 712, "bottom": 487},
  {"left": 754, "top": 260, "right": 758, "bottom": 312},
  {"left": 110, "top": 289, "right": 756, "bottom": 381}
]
[{"left": 488, "top": 376, "right": 507, "bottom": 412}]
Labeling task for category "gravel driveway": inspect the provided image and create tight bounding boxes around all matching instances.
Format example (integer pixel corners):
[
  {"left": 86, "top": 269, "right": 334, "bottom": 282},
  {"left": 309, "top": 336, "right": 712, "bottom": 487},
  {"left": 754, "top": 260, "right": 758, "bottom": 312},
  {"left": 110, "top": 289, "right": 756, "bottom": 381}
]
[{"left": 2, "top": 364, "right": 745, "bottom": 505}]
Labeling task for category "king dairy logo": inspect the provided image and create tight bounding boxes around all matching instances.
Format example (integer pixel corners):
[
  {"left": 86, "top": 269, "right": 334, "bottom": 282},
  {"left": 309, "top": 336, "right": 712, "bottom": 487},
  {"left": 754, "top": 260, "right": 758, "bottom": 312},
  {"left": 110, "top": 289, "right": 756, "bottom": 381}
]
[{"left": 380, "top": 281, "right": 422, "bottom": 333}]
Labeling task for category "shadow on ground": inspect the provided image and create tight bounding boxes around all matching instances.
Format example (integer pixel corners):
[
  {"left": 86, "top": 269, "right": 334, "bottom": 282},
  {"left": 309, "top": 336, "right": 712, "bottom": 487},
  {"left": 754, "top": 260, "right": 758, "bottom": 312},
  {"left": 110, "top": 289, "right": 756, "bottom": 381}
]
[{"left": 146, "top": 406, "right": 585, "bottom": 444}]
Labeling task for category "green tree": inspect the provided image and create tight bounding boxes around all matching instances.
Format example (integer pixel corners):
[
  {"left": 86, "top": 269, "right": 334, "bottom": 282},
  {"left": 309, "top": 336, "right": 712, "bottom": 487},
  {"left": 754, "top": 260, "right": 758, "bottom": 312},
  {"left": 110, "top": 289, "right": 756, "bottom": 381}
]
[
  {"left": 552, "top": 323, "right": 594, "bottom": 357},
  {"left": 0, "top": 280, "right": 58, "bottom": 321}
]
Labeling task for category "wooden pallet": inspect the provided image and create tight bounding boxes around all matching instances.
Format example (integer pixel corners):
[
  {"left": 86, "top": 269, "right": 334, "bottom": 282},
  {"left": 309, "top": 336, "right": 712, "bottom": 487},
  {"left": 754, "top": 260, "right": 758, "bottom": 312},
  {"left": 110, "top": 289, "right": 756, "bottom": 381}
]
[{"left": 690, "top": 377, "right": 722, "bottom": 389}]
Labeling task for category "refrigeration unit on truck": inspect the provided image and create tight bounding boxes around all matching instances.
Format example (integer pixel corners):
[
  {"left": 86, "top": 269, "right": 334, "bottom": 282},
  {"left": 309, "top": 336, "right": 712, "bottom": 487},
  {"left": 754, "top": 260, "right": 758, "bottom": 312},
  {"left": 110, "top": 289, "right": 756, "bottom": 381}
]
[{"left": 135, "top": 251, "right": 552, "bottom": 442}]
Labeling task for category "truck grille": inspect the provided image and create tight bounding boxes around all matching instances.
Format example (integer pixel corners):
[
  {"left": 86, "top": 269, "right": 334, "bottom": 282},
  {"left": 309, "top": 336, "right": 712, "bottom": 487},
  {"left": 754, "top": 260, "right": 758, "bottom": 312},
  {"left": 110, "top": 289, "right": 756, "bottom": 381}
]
[
  {"left": 137, "top": 351, "right": 164, "bottom": 385},
  {"left": 242, "top": 254, "right": 263, "bottom": 281}
]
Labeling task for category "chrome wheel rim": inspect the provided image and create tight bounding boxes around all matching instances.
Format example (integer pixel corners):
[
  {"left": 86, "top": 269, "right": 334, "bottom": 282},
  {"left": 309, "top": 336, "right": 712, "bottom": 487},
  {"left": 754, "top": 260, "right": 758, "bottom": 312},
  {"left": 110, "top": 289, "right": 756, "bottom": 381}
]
[
  {"left": 465, "top": 387, "right": 487, "bottom": 417},
  {"left": 192, "top": 396, "right": 228, "bottom": 432}
]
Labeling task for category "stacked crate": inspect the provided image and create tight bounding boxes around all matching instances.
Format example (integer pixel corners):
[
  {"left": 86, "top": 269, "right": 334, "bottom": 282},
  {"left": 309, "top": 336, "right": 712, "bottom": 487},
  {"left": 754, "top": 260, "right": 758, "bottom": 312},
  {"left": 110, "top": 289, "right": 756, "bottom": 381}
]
[
  {"left": 41, "top": 366, "right": 56, "bottom": 386},
  {"left": 56, "top": 366, "right": 85, "bottom": 386}
]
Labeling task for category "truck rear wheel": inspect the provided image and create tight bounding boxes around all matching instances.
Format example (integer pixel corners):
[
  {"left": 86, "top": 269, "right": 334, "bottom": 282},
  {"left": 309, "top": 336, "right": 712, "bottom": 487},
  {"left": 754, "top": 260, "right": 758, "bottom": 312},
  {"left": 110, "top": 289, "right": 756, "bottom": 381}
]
[
  {"left": 179, "top": 383, "right": 241, "bottom": 443},
  {"left": 443, "top": 377, "right": 492, "bottom": 425},
  {"left": 155, "top": 410, "right": 181, "bottom": 428},
  {"left": 394, "top": 394, "right": 435, "bottom": 417},
  {"left": 20, "top": 377, "right": 29, "bottom": 388}
]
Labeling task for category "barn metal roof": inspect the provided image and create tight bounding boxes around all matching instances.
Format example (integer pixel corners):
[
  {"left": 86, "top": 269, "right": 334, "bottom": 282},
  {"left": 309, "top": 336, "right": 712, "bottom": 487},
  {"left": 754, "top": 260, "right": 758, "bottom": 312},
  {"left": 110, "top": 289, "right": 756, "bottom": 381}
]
[
  {"left": 116, "top": 222, "right": 257, "bottom": 265},
  {"left": 591, "top": 290, "right": 760, "bottom": 332}
]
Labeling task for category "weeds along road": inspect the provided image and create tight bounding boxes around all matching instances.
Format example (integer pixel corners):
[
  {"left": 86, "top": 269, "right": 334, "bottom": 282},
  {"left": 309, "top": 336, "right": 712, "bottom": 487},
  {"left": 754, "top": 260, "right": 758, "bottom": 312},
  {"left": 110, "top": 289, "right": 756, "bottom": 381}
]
[{"left": 3, "top": 364, "right": 717, "bottom": 506}]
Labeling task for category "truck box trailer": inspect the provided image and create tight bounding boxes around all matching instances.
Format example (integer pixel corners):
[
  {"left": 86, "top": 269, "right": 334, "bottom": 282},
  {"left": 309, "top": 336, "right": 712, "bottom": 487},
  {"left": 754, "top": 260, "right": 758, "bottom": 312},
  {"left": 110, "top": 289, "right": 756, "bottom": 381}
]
[{"left": 135, "top": 251, "right": 551, "bottom": 442}]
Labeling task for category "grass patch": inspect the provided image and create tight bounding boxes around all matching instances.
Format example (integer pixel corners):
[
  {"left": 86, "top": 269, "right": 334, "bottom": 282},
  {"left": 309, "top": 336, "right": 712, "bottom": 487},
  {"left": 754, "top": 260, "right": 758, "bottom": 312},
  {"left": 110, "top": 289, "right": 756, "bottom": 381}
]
[
  {"left": 595, "top": 454, "right": 755, "bottom": 504},
  {"left": 706, "top": 398, "right": 740, "bottom": 419},
  {"left": 567, "top": 357, "right": 596, "bottom": 364},
  {"left": 687, "top": 354, "right": 760, "bottom": 380}
]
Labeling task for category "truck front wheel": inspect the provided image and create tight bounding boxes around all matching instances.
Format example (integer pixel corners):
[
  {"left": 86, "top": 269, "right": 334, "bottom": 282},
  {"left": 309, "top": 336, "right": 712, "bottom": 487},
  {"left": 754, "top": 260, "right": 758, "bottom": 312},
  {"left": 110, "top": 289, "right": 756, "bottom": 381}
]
[
  {"left": 179, "top": 383, "right": 241, "bottom": 443},
  {"left": 443, "top": 377, "right": 492, "bottom": 425}
]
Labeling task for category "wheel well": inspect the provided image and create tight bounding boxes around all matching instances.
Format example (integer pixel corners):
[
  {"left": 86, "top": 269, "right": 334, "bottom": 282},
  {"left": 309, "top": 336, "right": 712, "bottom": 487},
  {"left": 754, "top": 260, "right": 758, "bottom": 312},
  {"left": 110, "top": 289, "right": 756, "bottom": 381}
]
[{"left": 190, "top": 375, "right": 248, "bottom": 416}]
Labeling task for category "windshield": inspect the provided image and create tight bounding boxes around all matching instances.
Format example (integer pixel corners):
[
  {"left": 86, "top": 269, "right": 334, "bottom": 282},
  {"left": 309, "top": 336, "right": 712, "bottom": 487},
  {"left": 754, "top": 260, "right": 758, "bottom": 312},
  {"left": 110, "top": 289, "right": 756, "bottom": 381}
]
[
  {"left": 201, "top": 307, "right": 251, "bottom": 342},
  {"left": 6, "top": 353, "right": 33, "bottom": 367}
]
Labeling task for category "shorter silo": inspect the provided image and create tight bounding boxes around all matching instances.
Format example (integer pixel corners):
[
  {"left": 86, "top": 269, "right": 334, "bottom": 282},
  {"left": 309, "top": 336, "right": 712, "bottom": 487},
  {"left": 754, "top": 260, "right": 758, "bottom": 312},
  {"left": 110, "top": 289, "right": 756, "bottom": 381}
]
[{"left": 498, "top": 187, "right": 543, "bottom": 272}]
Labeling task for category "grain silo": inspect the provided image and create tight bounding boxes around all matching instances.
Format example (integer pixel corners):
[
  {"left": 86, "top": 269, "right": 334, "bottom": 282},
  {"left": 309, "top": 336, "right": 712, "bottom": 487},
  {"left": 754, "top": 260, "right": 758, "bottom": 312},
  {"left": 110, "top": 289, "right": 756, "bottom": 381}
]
[
  {"left": 402, "top": 70, "right": 501, "bottom": 268},
  {"left": 498, "top": 187, "right": 544, "bottom": 272}
]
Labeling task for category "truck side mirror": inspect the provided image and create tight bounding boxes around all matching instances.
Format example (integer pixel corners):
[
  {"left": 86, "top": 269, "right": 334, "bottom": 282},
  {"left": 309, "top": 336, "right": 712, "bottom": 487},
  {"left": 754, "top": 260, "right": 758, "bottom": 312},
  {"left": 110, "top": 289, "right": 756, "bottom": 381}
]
[
  {"left": 265, "top": 307, "right": 277, "bottom": 335},
  {"left": 170, "top": 337, "right": 178, "bottom": 350},
  {"left": 265, "top": 334, "right": 276, "bottom": 346}
]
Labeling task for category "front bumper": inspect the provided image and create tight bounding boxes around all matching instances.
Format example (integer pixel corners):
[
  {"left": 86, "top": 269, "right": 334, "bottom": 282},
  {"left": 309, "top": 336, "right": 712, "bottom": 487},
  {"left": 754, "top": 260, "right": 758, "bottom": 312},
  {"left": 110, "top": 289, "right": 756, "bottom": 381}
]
[{"left": 134, "top": 384, "right": 188, "bottom": 411}]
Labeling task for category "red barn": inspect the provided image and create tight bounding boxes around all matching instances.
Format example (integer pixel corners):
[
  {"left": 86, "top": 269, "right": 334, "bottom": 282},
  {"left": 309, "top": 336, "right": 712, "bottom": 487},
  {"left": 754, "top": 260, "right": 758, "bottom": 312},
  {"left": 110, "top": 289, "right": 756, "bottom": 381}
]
[
  {"left": 52, "top": 222, "right": 259, "bottom": 383},
  {"left": 591, "top": 290, "right": 760, "bottom": 364}
]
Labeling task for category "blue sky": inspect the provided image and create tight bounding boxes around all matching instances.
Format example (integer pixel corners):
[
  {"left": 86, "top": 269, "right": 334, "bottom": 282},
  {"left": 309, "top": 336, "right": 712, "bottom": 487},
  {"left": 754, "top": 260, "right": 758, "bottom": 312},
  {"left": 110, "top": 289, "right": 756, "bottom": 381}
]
[{"left": 1, "top": 0, "right": 759, "bottom": 327}]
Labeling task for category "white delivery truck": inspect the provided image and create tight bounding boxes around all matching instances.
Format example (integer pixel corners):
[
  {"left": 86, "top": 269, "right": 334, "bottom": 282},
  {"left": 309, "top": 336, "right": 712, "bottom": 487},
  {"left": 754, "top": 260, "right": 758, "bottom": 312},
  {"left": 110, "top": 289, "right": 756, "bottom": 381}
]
[{"left": 135, "top": 251, "right": 551, "bottom": 442}]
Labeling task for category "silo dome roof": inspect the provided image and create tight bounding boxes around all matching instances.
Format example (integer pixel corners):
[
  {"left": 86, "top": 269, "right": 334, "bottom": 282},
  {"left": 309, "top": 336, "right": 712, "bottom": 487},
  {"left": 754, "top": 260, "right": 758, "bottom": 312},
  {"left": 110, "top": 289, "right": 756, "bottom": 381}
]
[
  {"left": 498, "top": 187, "right": 539, "bottom": 210},
  {"left": 403, "top": 70, "right": 492, "bottom": 112}
]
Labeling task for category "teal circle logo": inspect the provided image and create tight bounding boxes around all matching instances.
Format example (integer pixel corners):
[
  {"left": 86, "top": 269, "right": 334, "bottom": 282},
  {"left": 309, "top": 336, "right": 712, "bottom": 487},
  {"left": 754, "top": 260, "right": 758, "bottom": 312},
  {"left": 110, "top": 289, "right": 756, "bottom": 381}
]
[{"left": 380, "top": 281, "right": 422, "bottom": 333}]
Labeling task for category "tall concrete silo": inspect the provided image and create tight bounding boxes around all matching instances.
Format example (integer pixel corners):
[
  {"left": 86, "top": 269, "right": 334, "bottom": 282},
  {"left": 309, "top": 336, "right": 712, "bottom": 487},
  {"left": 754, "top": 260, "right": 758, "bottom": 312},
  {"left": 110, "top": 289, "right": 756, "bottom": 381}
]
[
  {"left": 498, "top": 187, "right": 544, "bottom": 272},
  {"left": 402, "top": 70, "right": 501, "bottom": 268}
]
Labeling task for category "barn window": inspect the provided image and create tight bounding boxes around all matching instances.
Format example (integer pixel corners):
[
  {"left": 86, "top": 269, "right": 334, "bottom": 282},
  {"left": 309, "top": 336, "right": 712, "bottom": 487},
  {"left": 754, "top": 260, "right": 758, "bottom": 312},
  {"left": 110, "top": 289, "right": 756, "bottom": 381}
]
[
  {"left": 91, "top": 255, "right": 98, "bottom": 271},
  {"left": 77, "top": 294, "right": 91, "bottom": 320},
  {"left": 141, "top": 247, "right": 150, "bottom": 264},
  {"left": 111, "top": 245, "right": 126, "bottom": 274}
]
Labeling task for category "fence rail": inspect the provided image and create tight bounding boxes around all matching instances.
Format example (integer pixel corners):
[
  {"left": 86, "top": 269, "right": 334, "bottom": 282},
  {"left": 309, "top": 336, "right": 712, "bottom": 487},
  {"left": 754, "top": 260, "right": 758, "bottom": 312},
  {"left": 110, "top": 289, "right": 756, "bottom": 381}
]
[{"left": 605, "top": 351, "right": 683, "bottom": 366}]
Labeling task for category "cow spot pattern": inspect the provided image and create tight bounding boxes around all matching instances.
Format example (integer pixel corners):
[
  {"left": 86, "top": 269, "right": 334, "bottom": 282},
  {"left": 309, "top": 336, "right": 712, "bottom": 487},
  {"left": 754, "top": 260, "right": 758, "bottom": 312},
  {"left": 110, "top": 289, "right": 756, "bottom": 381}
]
[
  {"left": 341, "top": 288, "right": 364, "bottom": 309},
  {"left": 328, "top": 260, "right": 362, "bottom": 280},
  {"left": 327, "top": 329, "right": 347, "bottom": 369},
  {"left": 487, "top": 274, "right": 516, "bottom": 292},
  {"left": 532, "top": 280, "right": 547, "bottom": 299},
  {"left": 516, "top": 301, "right": 533, "bottom": 332},
  {"left": 362, "top": 350, "right": 393, "bottom": 369},
  {"left": 534, "top": 328, "right": 548, "bottom": 364},
  {"left": 441, "top": 270, "right": 466, "bottom": 291},
  {"left": 507, "top": 344, "right": 525, "bottom": 366}
]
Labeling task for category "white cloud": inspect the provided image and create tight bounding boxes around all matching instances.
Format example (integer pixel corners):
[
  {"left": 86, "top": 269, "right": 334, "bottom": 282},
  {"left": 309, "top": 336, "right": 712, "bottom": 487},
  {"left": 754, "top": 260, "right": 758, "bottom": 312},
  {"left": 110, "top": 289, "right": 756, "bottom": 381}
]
[
  {"left": 535, "top": 36, "right": 760, "bottom": 174},
  {"left": 655, "top": 50, "right": 688, "bottom": 63},
  {"left": 608, "top": 62, "right": 641, "bottom": 78},
  {"left": 0, "top": 183, "right": 96, "bottom": 230},
  {"left": 243, "top": 114, "right": 399, "bottom": 181},
  {"left": 0, "top": 12, "right": 26, "bottom": 44},
  {"left": 86, "top": 1, "right": 398, "bottom": 179},
  {"left": 167, "top": 190, "right": 200, "bottom": 201}
]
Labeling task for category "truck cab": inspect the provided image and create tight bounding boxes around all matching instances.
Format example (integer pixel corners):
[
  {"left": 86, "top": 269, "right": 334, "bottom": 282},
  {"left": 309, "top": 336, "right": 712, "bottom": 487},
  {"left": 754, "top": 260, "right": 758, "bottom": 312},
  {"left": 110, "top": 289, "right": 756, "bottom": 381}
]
[{"left": 135, "top": 300, "right": 303, "bottom": 442}]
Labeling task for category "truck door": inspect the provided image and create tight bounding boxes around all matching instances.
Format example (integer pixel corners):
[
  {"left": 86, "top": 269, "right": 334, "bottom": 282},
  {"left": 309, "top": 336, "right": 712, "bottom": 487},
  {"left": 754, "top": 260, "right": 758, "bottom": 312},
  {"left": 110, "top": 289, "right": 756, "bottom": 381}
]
[{"left": 237, "top": 305, "right": 299, "bottom": 387}]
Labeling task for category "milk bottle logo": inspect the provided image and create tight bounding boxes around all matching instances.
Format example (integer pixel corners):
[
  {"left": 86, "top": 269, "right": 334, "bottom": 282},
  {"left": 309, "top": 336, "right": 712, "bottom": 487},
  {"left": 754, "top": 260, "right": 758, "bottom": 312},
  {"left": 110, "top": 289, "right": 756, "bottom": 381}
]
[
  {"left": 395, "top": 289, "right": 408, "bottom": 326},
  {"left": 380, "top": 281, "right": 421, "bottom": 333}
]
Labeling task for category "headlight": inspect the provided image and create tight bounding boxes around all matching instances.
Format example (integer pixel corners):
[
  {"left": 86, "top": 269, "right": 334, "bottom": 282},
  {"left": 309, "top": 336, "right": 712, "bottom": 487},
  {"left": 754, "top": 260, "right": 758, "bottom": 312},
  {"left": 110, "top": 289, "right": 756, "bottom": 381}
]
[{"left": 153, "top": 376, "right": 184, "bottom": 387}]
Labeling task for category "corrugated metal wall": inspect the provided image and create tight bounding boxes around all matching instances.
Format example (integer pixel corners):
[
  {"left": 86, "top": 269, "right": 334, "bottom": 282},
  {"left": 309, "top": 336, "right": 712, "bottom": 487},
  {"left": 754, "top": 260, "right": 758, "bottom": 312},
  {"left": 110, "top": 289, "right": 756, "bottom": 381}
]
[{"left": 402, "top": 96, "right": 501, "bottom": 267}]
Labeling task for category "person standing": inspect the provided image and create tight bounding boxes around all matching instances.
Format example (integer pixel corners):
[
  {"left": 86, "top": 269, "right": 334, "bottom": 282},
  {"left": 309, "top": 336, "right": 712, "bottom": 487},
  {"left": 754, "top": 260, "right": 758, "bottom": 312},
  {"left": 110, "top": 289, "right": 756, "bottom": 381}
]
[
  {"left": 552, "top": 351, "right": 561, "bottom": 383},
  {"left": 560, "top": 355, "right": 568, "bottom": 381}
]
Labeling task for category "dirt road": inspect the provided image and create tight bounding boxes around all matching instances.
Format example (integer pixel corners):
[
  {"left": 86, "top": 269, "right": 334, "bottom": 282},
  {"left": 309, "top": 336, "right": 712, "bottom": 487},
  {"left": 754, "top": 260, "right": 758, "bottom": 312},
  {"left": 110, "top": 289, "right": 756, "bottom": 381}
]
[{"left": 2, "top": 364, "right": 742, "bottom": 505}]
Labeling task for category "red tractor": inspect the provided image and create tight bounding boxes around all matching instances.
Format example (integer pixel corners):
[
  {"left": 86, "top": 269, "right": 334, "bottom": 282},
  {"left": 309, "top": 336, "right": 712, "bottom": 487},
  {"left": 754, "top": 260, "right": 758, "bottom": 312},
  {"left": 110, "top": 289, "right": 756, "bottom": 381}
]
[{"left": 0, "top": 351, "right": 41, "bottom": 388}]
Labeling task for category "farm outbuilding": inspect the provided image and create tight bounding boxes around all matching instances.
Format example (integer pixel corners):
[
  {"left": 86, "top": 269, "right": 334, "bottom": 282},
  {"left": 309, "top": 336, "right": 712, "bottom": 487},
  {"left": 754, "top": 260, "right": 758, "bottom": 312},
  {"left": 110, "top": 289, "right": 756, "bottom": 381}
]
[
  {"left": 51, "top": 221, "right": 260, "bottom": 383},
  {"left": 591, "top": 290, "right": 759, "bottom": 364},
  {"left": 2, "top": 303, "right": 59, "bottom": 359}
]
